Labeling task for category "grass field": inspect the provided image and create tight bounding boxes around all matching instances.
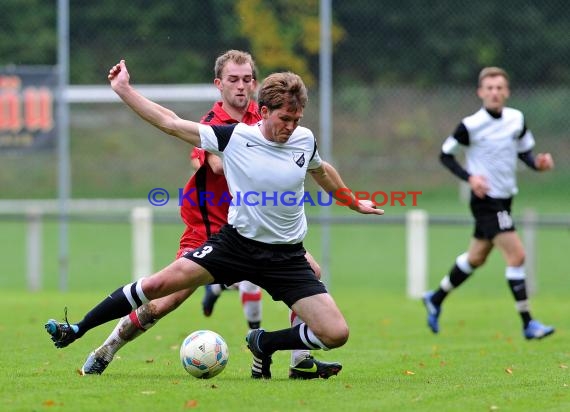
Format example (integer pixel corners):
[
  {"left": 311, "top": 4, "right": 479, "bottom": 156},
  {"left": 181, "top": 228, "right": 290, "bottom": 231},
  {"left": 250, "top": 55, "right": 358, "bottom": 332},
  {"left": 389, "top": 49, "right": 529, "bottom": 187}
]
[{"left": 0, "top": 213, "right": 568, "bottom": 411}]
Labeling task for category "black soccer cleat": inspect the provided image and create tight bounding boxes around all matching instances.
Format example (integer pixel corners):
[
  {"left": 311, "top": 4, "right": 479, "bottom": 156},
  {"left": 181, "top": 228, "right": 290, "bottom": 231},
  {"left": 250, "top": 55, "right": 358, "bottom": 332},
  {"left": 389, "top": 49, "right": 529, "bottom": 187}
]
[
  {"left": 246, "top": 328, "right": 272, "bottom": 379},
  {"left": 45, "top": 318, "right": 78, "bottom": 349},
  {"left": 289, "top": 355, "right": 342, "bottom": 380},
  {"left": 202, "top": 284, "right": 220, "bottom": 317}
]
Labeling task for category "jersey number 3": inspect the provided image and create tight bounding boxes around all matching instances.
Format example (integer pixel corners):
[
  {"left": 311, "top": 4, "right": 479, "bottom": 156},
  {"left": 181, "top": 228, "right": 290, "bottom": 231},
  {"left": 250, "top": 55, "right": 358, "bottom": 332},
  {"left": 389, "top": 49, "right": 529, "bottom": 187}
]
[{"left": 193, "top": 245, "right": 213, "bottom": 259}]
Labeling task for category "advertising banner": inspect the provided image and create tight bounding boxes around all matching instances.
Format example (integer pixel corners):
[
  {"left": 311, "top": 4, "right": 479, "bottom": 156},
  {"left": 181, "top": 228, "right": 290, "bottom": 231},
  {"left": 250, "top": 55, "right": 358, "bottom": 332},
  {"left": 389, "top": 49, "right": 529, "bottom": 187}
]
[{"left": 0, "top": 66, "right": 57, "bottom": 153}]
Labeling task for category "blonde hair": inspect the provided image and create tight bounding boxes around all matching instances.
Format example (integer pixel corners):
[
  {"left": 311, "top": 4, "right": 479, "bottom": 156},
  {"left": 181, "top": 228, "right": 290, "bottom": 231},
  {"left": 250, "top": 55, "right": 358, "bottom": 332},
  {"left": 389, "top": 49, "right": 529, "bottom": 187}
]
[
  {"left": 214, "top": 50, "right": 257, "bottom": 80},
  {"left": 257, "top": 72, "right": 308, "bottom": 112},
  {"left": 478, "top": 67, "right": 509, "bottom": 87}
]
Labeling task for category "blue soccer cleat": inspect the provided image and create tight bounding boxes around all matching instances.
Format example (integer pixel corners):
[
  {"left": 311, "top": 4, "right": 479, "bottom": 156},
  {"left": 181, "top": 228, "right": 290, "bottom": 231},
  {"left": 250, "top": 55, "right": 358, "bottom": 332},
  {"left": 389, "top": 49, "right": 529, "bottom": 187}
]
[
  {"left": 422, "top": 291, "right": 441, "bottom": 334},
  {"left": 524, "top": 320, "right": 555, "bottom": 340}
]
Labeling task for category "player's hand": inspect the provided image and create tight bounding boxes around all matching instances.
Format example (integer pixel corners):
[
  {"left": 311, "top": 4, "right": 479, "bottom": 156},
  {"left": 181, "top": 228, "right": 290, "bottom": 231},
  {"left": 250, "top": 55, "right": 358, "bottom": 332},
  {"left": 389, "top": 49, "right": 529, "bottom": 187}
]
[
  {"left": 108, "top": 59, "right": 130, "bottom": 91},
  {"left": 468, "top": 175, "right": 489, "bottom": 199},
  {"left": 353, "top": 199, "right": 384, "bottom": 215},
  {"left": 535, "top": 153, "right": 554, "bottom": 171}
]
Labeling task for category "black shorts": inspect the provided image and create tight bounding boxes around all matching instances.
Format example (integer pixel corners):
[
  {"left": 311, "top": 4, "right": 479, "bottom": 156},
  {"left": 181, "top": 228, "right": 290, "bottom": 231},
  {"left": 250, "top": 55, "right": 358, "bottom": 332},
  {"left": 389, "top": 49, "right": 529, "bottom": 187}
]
[
  {"left": 182, "top": 225, "right": 327, "bottom": 307},
  {"left": 469, "top": 193, "right": 515, "bottom": 240}
]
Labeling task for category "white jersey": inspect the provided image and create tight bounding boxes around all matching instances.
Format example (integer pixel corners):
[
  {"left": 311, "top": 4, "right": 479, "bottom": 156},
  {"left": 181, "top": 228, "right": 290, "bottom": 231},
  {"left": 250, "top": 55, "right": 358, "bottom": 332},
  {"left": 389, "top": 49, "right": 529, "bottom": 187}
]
[
  {"left": 441, "top": 107, "right": 535, "bottom": 198},
  {"left": 199, "top": 122, "right": 322, "bottom": 244}
]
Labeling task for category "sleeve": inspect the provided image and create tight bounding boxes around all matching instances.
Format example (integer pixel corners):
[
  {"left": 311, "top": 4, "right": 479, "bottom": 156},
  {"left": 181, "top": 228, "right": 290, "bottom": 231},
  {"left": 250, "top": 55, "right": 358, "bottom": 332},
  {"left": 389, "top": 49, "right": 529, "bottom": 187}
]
[
  {"left": 518, "top": 150, "right": 538, "bottom": 170},
  {"left": 441, "top": 123, "right": 469, "bottom": 155},
  {"left": 439, "top": 121, "right": 471, "bottom": 181},
  {"left": 517, "top": 121, "right": 535, "bottom": 153},
  {"left": 440, "top": 152, "right": 470, "bottom": 181},
  {"left": 190, "top": 147, "right": 206, "bottom": 165},
  {"left": 199, "top": 123, "right": 237, "bottom": 155},
  {"left": 307, "top": 135, "right": 322, "bottom": 170}
]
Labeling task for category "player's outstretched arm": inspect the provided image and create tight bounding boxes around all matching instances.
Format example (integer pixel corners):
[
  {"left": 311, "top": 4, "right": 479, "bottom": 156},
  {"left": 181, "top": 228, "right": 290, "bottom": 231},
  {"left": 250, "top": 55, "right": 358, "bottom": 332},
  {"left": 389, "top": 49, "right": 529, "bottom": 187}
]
[
  {"left": 109, "top": 59, "right": 201, "bottom": 146},
  {"left": 309, "top": 161, "right": 384, "bottom": 215}
]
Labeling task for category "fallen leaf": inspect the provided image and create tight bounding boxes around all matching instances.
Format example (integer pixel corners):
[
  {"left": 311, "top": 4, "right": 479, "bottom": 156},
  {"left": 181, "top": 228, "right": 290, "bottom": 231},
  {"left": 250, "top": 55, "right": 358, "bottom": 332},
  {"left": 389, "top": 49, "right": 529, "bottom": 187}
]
[
  {"left": 185, "top": 400, "right": 198, "bottom": 408},
  {"left": 210, "top": 384, "right": 218, "bottom": 389},
  {"left": 489, "top": 405, "right": 499, "bottom": 411},
  {"left": 141, "top": 391, "right": 155, "bottom": 395},
  {"left": 404, "top": 370, "right": 416, "bottom": 375},
  {"left": 43, "top": 400, "right": 56, "bottom": 406},
  {"left": 505, "top": 368, "right": 513, "bottom": 374},
  {"left": 146, "top": 358, "right": 154, "bottom": 364},
  {"left": 344, "top": 384, "right": 352, "bottom": 389},
  {"left": 560, "top": 364, "right": 568, "bottom": 369}
]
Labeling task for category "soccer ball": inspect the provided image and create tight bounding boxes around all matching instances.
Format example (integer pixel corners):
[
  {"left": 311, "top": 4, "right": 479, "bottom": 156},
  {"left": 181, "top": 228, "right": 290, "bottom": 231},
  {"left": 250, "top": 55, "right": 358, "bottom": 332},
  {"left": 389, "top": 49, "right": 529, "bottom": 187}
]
[{"left": 179, "top": 330, "right": 229, "bottom": 379}]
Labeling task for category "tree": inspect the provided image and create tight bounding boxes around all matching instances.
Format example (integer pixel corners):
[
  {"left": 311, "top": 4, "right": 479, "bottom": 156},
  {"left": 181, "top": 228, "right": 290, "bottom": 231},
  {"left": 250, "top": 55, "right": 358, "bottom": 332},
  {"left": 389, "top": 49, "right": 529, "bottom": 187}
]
[{"left": 235, "top": 0, "right": 344, "bottom": 86}]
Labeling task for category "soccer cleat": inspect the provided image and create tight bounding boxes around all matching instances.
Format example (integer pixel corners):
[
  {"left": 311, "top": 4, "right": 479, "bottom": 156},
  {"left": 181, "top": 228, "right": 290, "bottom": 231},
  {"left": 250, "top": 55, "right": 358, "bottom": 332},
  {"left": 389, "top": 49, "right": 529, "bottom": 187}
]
[
  {"left": 45, "top": 317, "right": 78, "bottom": 348},
  {"left": 524, "top": 320, "right": 555, "bottom": 340},
  {"left": 202, "top": 284, "right": 220, "bottom": 317},
  {"left": 289, "top": 356, "right": 342, "bottom": 380},
  {"left": 246, "top": 328, "right": 272, "bottom": 379},
  {"left": 81, "top": 351, "right": 111, "bottom": 375},
  {"left": 422, "top": 291, "right": 441, "bottom": 334}
]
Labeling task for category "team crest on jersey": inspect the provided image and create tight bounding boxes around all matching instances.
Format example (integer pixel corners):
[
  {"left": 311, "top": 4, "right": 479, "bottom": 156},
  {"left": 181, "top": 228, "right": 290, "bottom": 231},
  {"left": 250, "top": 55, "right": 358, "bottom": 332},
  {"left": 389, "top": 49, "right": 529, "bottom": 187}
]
[{"left": 293, "top": 152, "right": 305, "bottom": 168}]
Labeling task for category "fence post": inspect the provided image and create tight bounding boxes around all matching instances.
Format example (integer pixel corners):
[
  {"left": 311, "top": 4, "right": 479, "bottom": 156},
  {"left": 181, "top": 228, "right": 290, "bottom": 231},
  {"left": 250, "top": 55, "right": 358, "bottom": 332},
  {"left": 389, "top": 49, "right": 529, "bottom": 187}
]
[
  {"left": 406, "top": 209, "right": 428, "bottom": 299},
  {"left": 26, "top": 208, "right": 43, "bottom": 292},
  {"left": 522, "top": 208, "right": 537, "bottom": 295},
  {"left": 131, "top": 207, "right": 153, "bottom": 281}
]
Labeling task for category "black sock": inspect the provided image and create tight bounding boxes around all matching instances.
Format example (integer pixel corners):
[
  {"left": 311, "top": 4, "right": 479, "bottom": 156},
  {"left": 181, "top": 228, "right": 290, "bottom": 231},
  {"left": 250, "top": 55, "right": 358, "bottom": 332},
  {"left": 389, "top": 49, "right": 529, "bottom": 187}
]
[
  {"left": 507, "top": 279, "right": 531, "bottom": 328},
  {"left": 260, "top": 325, "right": 311, "bottom": 354},
  {"left": 75, "top": 287, "right": 134, "bottom": 338},
  {"left": 432, "top": 264, "right": 471, "bottom": 306},
  {"left": 508, "top": 279, "right": 528, "bottom": 301}
]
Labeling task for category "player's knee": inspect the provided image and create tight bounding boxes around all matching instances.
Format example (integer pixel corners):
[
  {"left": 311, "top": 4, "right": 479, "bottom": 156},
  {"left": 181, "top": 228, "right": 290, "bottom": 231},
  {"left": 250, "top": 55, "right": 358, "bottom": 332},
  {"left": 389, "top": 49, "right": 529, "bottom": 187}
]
[
  {"left": 469, "top": 255, "right": 486, "bottom": 268},
  {"left": 507, "top": 252, "right": 525, "bottom": 267},
  {"left": 324, "top": 326, "right": 349, "bottom": 349},
  {"left": 317, "top": 321, "right": 349, "bottom": 349}
]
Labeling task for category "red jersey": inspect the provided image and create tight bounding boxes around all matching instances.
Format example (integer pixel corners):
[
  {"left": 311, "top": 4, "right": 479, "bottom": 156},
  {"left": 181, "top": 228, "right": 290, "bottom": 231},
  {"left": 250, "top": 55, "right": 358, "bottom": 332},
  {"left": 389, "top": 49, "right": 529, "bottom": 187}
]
[{"left": 177, "top": 100, "right": 261, "bottom": 256}]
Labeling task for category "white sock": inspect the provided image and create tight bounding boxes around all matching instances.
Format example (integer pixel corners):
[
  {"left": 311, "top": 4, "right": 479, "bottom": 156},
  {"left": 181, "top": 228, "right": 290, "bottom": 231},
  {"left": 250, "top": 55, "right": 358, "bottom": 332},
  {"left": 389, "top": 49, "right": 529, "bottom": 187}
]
[{"left": 290, "top": 311, "right": 311, "bottom": 366}]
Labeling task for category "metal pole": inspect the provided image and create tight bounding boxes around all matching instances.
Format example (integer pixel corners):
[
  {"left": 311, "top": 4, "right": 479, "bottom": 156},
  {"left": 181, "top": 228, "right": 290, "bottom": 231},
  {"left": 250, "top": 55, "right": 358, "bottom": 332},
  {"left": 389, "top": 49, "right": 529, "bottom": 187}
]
[
  {"left": 319, "top": 0, "right": 333, "bottom": 287},
  {"left": 57, "top": 0, "right": 70, "bottom": 291}
]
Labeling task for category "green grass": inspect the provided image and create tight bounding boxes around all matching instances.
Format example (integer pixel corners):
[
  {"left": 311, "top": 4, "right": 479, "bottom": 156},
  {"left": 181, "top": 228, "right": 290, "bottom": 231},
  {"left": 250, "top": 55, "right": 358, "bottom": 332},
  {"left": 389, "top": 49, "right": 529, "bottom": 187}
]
[
  {"left": 0, "top": 218, "right": 569, "bottom": 411},
  {"left": 0, "top": 291, "right": 568, "bottom": 411}
]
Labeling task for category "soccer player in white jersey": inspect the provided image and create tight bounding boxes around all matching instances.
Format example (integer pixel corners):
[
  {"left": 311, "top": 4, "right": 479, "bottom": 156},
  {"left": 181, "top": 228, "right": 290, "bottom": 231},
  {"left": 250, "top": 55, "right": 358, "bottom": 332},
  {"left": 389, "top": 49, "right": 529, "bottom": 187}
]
[
  {"left": 78, "top": 50, "right": 341, "bottom": 379},
  {"left": 422, "top": 67, "right": 555, "bottom": 340},
  {"left": 45, "top": 60, "right": 383, "bottom": 379}
]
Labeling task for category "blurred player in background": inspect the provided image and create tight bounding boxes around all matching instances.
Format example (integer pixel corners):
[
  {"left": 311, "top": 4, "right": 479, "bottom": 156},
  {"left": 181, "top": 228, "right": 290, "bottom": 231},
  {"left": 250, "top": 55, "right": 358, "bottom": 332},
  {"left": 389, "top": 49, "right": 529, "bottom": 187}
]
[
  {"left": 80, "top": 50, "right": 341, "bottom": 379},
  {"left": 423, "top": 67, "right": 555, "bottom": 340}
]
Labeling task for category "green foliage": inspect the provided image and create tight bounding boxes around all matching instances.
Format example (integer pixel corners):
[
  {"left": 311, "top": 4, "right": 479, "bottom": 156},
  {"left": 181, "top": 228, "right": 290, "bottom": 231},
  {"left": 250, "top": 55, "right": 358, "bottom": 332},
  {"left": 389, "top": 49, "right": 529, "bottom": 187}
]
[
  {"left": 1, "top": 1, "right": 568, "bottom": 86},
  {"left": 234, "top": 0, "right": 345, "bottom": 86}
]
